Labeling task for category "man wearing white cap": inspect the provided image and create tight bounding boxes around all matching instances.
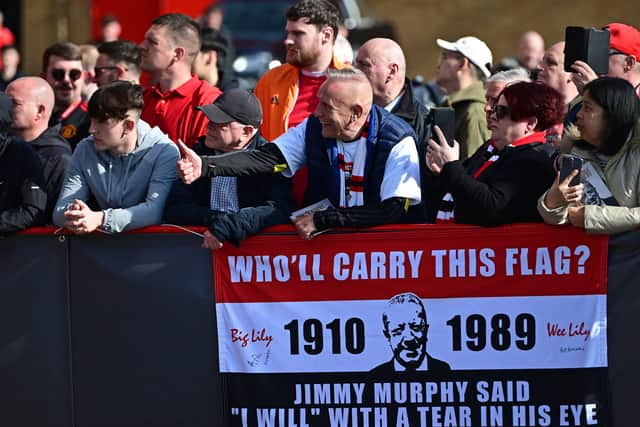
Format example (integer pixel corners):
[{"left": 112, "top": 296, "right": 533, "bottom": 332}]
[{"left": 435, "top": 36, "right": 493, "bottom": 159}]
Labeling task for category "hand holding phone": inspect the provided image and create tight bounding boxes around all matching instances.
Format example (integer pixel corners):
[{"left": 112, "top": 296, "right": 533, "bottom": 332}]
[
  {"left": 429, "top": 107, "right": 455, "bottom": 147},
  {"left": 559, "top": 154, "right": 584, "bottom": 187}
]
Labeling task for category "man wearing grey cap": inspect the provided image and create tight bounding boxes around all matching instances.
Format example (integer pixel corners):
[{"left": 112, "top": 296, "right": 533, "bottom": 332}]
[
  {"left": 435, "top": 36, "right": 493, "bottom": 159},
  {"left": 164, "top": 88, "right": 293, "bottom": 249}
]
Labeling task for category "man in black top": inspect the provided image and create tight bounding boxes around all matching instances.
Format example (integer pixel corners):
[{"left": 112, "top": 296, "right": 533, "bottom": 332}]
[
  {"left": 42, "top": 42, "right": 90, "bottom": 149},
  {"left": 0, "top": 92, "right": 47, "bottom": 234},
  {"left": 165, "top": 89, "right": 293, "bottom": 249},
  {"left": 355, "top": 37, "right": 431, "bottom": 222},
  {"left": 6, "top": 77, "right": 72, "bottom": 221}
]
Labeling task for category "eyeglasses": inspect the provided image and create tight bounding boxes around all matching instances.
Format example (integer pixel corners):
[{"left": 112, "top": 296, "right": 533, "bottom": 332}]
[
  {"left": 95, "top": 66, "right": 124, "bottom": 75},
  {"left": 51, "top": 68, "right": 83, "bottom": 82},
  {"left": 491, "top": 104, "right": 511, "bottom": 120},
  {"left": 608, "top": 49, "right": 627, "bottom": 57}
]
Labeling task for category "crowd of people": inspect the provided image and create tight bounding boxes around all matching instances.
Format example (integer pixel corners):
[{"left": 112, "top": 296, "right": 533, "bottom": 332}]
[{"left": 1, "top": 0, "right": 640, "bottom": 246}]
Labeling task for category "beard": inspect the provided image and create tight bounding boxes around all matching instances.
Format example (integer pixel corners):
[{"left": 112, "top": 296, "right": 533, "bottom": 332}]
[{"left": 286, "top": 44, "right": 321, "bottom": 68}]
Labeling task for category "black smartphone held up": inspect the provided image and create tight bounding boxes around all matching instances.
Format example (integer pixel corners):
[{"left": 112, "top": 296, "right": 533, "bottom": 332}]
[
  {"left": 429, "top": 107, "right": 456, "bottom": 147},
  {"left": 559, "top": 154, "right": 584, "bottom": 186},
  {"left": 564, "top": 26, "right": 610, "bottom": 74}
]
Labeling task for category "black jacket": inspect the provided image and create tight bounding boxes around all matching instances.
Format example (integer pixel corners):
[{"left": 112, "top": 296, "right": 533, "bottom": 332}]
[
  {"left": 0, "top": 92, "right": 47, "bottom": 234},
  {"left": 164, "top": 134, "right": 294, "bottom": 245},
  {"left": 0, "top": 138, "right": 47, "bottom": 234},
  {"left": 390, "top": 79, "right": 431, "bottom": 222},
  {"left": 29, "top": 125, "right": 72, "bottom": 221},
  {"left": 438, "top": 137, "right": 555, "bottom": 226}
]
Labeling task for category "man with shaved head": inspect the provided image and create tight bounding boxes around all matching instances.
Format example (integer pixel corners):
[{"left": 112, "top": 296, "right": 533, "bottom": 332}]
[
  {"left": 356, "top": 37, "right": 430, "bottom": 221},
  {"left": 139, "top": 13, "right": 221, "bottom": 147},
  {"left": 496, "top": 31, "right": 545, "bottom": 73},
  {"left": 6, "top": 77, "right": 72, "bottom": 219},
  {"left": 177, "top": 68, "right": 421, "bottom": 237},
  {"left": 537, "top": 42, "right": 579, "bottom": 112}
]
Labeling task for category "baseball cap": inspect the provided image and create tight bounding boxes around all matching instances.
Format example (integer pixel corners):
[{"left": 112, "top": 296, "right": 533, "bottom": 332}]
[
  {"left": 436, "top": 36, "right": 493, "bottom": 78},
  {"left": 197, "top": 88, "right": 263, "bottom": 128},
  {"left": 605, "top": 23, "right": 640, "bottom": 58}
]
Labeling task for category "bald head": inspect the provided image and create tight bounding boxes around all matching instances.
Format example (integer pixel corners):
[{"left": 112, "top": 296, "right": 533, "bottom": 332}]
[
  {"left": 356, "top": 38, "right": 407, "bottom": 106},
  {"left": 537, "top": 41, "right": 578, "bottom": 106},
  {"left": 315, "top": 69, "right": 373, "bottom": 140},
  {"left": 517, "top": 31, "right": 544, "bottom": 70},
  {"left": 6, "top": 77, "right": 56, "bottom": 141}
]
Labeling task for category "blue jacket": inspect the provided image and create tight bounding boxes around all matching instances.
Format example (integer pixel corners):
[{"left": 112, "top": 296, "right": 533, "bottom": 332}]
[
  {"left": 304, "top": 104, "right": 416, "bottom": 206},
  {"left": 53, "top": 121, "right": 179, "bottom": 232}
]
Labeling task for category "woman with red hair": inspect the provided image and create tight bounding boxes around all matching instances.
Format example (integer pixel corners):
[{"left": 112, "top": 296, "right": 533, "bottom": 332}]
[{"left": 427, "top": 81, "right": 565, "bottom": 226}]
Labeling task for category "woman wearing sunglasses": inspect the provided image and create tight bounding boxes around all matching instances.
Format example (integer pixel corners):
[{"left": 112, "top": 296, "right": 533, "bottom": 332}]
[
  {"left": 538, "top": 77, "right": 640, "bottom": 234},
  {"left": 426, "top": 81, "right": 564, "bottom": 226}
]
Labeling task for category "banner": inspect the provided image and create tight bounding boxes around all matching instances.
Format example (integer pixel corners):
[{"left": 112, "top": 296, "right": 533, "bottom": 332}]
[{"left": 213, "top": 224, "right": 608, "bottom": 427}]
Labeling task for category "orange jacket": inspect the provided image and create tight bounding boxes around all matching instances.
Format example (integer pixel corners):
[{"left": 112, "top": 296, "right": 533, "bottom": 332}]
[{"left": 254, "top": 55, "right": 348, "bottom": 141}]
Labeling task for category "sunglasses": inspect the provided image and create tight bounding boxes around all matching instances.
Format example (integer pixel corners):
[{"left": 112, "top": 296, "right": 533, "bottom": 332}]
[
  {"left": 491, "top": 104, "right": 510, "bottom": 120},
  {"left": 51, "top": 68, "right": 83, "bottom": 82}
]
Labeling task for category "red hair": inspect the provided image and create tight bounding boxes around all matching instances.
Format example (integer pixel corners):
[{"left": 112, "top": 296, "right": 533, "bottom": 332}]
[{"left": 500, "top": 82, "right": 565, "bottom": 130}]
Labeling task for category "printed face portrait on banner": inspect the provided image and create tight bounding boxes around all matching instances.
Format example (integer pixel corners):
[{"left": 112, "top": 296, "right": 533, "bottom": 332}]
[{"left": 382, "top": 293, "right": 429, "bottom": 369}]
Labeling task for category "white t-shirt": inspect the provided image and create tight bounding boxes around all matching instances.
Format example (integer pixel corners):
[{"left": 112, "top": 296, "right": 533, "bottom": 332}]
[{"left": 274, "top": 118, "right": 422, "bottom": 205}]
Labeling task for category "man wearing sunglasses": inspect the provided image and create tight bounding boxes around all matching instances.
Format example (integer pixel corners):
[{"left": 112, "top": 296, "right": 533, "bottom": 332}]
[
  {"left": 95, "top": 40, "right": 141, "bottom": 87},
  {"left": 42, "top": 42, "right": 90, "bottom": 149}
]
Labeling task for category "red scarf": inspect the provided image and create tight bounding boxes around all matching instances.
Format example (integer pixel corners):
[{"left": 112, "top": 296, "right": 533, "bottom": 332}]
[{"left": 435, "top": 131, "right": 546, "bottom": 223}]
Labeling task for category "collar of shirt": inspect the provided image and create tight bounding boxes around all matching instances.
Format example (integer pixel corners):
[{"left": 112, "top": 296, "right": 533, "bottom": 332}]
[
  {"left": 150, "top": 75, "right": 200, "bottom": 99},
  {"left": 384, "top": 92, "right": 403, "bottom": 112},
  {"left": 393, "top": 354, "right": 429, "bottom": 371}
]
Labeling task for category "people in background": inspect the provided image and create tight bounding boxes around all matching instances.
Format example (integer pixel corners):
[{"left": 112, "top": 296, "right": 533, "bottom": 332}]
[
  {"left": 99, "top": 15, "right": 121, "bottom": 43},
  {"left": 254, "top": 0, "right": 347, "bottom": 206},
  {"left": 193, "top": 27, "right": 234, "bottom": 89},
  {"left": 94, "top": 40, "right": 141, "bottom": 87},
  {"left": 79, "top": 44, "right": 99, "bottom": 100},
  {"left": 0, "top": 45, "right": 22, "bottom": 91},
  {"left": 495, "top": 31, "right": 545, "bottom": 75},
  {"left": 139, "top": 13, "right": 221, "bottom": 147},
  {"left": 41, "top": 42, "right": 90, "bottom": 149},
  {"left": 435, "top": 35, "right": 493, "bottom": 159}
]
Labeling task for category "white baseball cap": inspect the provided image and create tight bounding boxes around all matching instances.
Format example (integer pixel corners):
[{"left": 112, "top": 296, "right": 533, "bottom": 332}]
[{"left": 436, "top": 36, "right": 493, "bottom": 78}]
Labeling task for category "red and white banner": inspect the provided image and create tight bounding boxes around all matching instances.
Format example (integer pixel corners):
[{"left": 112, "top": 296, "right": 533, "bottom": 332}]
[{"left": 213, "top": 224, "right": 609, "bottom": 427}]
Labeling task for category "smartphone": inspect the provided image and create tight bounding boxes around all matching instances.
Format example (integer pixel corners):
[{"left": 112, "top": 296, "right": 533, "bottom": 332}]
[
  {"left": 559, "top": 154, "right": 584, "bottom": 186},
  {"left": 429, "top": 107, "right": 455, "bottom": 147},
  {"left": 564, "top": 26, "right": 610, "bottom": 74}
]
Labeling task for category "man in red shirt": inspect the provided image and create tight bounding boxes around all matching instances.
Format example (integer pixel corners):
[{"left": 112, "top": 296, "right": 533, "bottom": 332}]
[
  {"left": 254, "top": 0, "right": 346, "bottom": 205},
  {"left": 139, "top": 13, "right": 221, "bottom": 147}
]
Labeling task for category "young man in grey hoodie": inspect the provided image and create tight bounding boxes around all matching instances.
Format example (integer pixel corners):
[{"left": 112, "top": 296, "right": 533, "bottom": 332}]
[{"left": 53, "top": 80, "right": 179, "bottom": 233}]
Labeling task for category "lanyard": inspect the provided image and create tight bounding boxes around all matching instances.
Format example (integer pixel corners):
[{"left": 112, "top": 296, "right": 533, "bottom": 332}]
[{"left": 60, "top": 98, "right": 83, "bottom": 121}]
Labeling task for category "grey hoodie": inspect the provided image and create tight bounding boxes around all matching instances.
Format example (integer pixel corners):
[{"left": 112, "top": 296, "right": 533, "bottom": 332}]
[{"left": 53, "top": 120, "right": 179, "bottom": 232}]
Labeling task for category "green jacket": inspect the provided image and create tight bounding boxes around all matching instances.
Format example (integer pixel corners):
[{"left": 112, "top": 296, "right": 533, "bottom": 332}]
[{"left": 444, "top": 81, "right": 490, "bottom": 160}]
